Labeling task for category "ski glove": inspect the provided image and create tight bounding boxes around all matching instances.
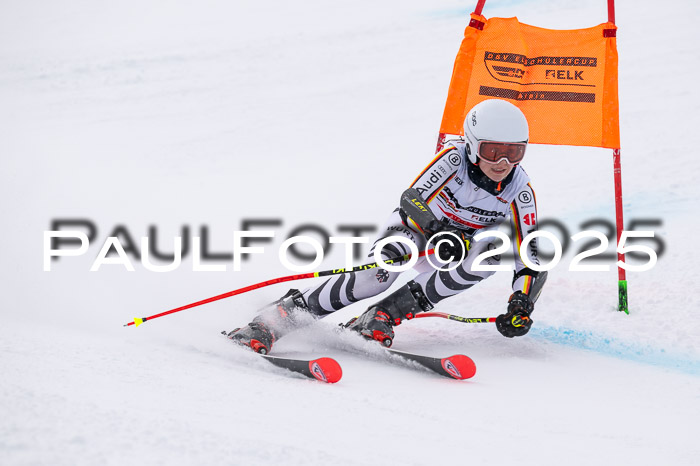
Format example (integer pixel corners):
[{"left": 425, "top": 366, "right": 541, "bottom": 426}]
[
  {"left": 496, "top": 291, "right": 534, "bottom": 338},
  {"left": 427, "top": 220, "right": 471, "bottom": 264}
]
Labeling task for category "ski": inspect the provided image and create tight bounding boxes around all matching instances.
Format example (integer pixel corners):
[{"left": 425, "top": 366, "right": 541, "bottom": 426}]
[
  {"left": 332, "top": 326, "right": 476, "bottom": 379},
  {"left": 385, "top": 348, "right": 476, "bottom": 380},
  {"left": 222, "top": 331, "right": 343, "bottom": 383},
  {"left": 259, "top": 354, "right": 343, "bottom": 383}
]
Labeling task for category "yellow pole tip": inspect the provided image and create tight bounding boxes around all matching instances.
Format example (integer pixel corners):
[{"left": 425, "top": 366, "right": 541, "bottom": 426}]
[{"left": 133, "top": 318, "right": 144, "bottom": 327}]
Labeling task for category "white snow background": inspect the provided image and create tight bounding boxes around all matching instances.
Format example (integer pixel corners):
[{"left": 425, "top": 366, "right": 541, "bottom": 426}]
[{"left": 1, "top": 0, "right": 699, "bottom": 465}]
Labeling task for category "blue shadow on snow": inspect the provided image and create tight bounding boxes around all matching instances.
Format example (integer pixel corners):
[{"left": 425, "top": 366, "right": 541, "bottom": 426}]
[{"left": 530, "top": 325, "right": 700, "bottom": 376}]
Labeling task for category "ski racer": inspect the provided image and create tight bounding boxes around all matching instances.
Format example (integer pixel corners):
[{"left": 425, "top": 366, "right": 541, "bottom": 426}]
[{"left": 228, "top": 99, "right": 547, "bottom": 354}]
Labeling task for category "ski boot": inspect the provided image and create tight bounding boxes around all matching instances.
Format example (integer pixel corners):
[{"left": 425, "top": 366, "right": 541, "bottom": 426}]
[
  {"left": 227, "top": 321, "right": 275, "bottom": 354},
  {"left": 344, "top": 280, "right": 433, "bottom": 347},
  {"left": 227, "top": 289, "right": 310, "bottom": 354}
]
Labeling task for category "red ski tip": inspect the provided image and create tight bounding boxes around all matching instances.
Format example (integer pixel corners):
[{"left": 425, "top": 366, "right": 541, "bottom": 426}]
[
  {"left": 308, "top": 357, "right": 343, "bottom": 384},
  {"left": 441, "top": 354, "right": 477, "bottom": 380}
]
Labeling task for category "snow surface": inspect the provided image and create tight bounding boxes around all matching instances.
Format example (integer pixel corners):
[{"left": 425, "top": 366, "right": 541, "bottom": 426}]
[{"left": 1, "top": 0, "right": 699, "bottom": 465}]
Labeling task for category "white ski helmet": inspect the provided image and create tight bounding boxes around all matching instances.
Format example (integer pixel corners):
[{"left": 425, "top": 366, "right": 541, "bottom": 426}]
[{"left": 464, "top": 99, "right": 529, "bottom": 165}]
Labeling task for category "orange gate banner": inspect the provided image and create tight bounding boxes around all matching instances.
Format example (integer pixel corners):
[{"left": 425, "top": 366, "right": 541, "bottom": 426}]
[{"left": 440, "top": 15, "right": 619, "bottom": 148}]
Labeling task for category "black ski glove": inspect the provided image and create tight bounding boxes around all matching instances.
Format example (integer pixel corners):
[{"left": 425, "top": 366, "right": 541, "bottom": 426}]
[
  {"left": 427, "top": 220, "right": 471, "bottom": 264},
  {"left": 496, "top": 291, "right": 534, "bottom": 338}
]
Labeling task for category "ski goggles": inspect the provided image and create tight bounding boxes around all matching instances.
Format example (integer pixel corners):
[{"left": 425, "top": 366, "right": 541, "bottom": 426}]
[{"left": 477, "top": 141, "right": 527, "bottom": 164}]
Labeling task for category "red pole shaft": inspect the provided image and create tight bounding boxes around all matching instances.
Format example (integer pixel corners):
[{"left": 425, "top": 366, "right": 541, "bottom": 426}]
[
  {"left": 614, "top": 148, "right": 628, "bottom": 313},
  {"left": 610, "top": 1, "right": 625, "bottom": 312},
  {"left": 125, "top": 249, "right": 435, "bottom": 327},
  {"left": 124, "top": 272, "right": 315, "bottom": 326},
  {"left": 613, "top": 148, "right": 626, "bottom": 281},
  {"left": 414, "top": 312, "right": 496, "bottom": 323},
  {"left": 608, "top": 0, "right": 616, "bottom": 23},
  {"left": 436, "top": 0, "right": 487, "bottom": 154}
]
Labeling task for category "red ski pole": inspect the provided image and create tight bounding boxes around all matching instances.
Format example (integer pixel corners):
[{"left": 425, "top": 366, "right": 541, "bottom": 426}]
[
  {"left": 414, "top": 312, "right": 496, "bottom": 324},
  {"left": 123, "top": 250, "right": 434, "bottom": 328}
]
